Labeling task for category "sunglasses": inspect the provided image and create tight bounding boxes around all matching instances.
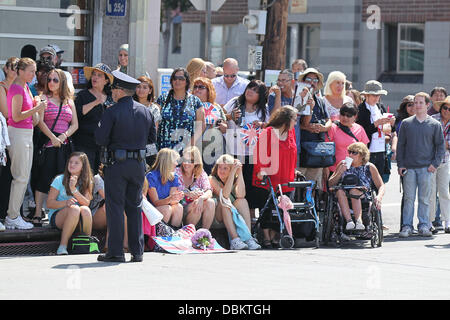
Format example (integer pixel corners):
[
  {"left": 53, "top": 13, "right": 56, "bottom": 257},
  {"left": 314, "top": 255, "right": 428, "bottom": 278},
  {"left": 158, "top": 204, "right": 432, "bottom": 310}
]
[
  {"left": 406, "top": 103, "right": 414, "bottom": 107},
  {"left": 173, "top": 75, "right": 186, "bottom": 81},
  {"left": 348, "top": 150, "right": 359, "bottom": 156},
  {"left": 224, "top": 74, "right": 237, "bottom": 78},
  {"left": 193, "top": 85, "right": 206, "bottom": 90},
  {"left": 442, "top": 105, "right": 450, "bottom": 111},
  {"left": 340, "top": 112, "right": 355, "bottom": 118},
  {"left": 47, "top": 77, "right": 59, "bottom": 84},
  {"left": 305, "top": 77, "right": 319, "bottom": 83}
]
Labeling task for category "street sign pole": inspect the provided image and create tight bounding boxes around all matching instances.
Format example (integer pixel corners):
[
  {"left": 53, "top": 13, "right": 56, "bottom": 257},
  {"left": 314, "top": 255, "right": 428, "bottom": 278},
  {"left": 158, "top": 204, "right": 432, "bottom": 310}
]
[
  {"left": 190, "top": 0, "right": 226, "bottom": 61},
  {"left": 205, "top": 0, "right": 211, "bottom": 61}
]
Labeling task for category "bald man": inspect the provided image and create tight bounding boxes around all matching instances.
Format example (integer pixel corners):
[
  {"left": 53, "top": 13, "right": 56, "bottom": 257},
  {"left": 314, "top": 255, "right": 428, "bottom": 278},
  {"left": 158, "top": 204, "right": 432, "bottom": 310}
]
[{"left": 212, "top": 58, "right": 249, "bottom": 107}]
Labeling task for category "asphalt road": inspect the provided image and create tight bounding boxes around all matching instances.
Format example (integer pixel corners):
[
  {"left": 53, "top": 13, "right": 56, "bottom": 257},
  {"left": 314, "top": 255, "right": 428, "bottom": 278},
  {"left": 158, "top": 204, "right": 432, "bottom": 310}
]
[{"left": 1, "top": 163, "right": 449, "bottom": 301}]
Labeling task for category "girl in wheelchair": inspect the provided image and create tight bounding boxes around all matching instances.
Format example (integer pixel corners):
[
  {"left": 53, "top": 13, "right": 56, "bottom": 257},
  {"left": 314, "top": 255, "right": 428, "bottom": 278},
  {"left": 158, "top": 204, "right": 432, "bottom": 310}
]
[{"left": 328, "top": 142, "right": 385, "bottom": 232}]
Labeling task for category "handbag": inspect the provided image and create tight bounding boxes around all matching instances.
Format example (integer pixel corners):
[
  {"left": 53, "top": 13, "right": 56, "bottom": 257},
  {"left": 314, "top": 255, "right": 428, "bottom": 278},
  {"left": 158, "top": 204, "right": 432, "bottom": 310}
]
[
  {"left": 37, "top": 101, "right": 63, "bottom": 166},
  {"left": 300, "top": 132, "right": 336, "bottom": 168}
]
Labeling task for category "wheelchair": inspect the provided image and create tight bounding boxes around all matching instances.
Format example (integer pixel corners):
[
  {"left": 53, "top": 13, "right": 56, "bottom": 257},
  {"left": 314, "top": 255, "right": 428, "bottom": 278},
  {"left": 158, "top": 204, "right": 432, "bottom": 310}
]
[
  {"left": 253, "top": 174, "right": 321, "bottom": 249},
  {"left": 322, "top": 183, "right": 383, "bottom": 248}
]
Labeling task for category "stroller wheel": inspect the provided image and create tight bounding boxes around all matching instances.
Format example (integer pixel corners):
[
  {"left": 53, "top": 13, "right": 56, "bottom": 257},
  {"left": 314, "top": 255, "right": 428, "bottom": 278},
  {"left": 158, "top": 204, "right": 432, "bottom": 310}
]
[{"left": 280, "top": 235, "right": 295, "bottom": 249}]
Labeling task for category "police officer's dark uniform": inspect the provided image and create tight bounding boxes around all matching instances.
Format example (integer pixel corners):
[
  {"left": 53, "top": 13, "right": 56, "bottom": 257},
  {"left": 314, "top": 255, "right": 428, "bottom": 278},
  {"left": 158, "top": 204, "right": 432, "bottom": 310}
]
[{"left": 95, "top": 71, "right": 156, "bottom": 263}]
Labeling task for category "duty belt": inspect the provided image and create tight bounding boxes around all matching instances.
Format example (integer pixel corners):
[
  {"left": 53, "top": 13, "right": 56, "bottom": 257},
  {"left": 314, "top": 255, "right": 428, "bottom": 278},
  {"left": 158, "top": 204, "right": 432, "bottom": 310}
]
[{"left": 113, "top": 149, "right": 146, "bottom": 162}]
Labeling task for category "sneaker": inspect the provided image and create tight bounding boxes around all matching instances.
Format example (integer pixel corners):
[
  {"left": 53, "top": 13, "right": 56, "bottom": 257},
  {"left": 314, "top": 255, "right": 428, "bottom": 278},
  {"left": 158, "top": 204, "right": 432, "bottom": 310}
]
[
  {"left": 56, "top": 245, "right": 68, "bottom": 255},
  {"left": 245, "top": 237, "right": 261, "bottom": 250},
  {"left": 0, "top": 221, "right": 5, "bottom": 232},
  {"left": 230, "top": 237, "right": 249, "bottom": 250},
  {"left": 345, "top": 221, "right": 356, "bottom": 230},
  {"left": 355, "top": 221, "right": 365, "bottom": 230},
  {"left": 432, "top": 221, "right": 444, "bottom": 231},
  {"left": 419, "top": 227, "right": 432, "bottom": 237},
  {"left": 399, "top": 227, "right": 412, "bottom": 238},
  {"left": 5, "top": 216, "right": 33, "bottom": 230}
]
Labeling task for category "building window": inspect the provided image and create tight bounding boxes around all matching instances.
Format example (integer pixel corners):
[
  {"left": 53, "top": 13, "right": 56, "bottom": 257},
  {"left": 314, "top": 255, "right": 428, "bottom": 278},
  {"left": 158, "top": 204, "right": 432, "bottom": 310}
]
[
  {"left": 210, "top": 25, "right": 240, "bottom": 66},
  {"left": 397, "top": 23, "right": 424, "bottom": 73},
  {"left": 302, "top": 24, "right": 320, "bottom": 69},
  {"left": 286, "top": 23, "right": 320, "bottom": 70},
  {"left": 172, "top": 22, "right": 182, "bottom": 54},
  {"left": 0, "top": 0, "right": 93, "bottom": 88}
]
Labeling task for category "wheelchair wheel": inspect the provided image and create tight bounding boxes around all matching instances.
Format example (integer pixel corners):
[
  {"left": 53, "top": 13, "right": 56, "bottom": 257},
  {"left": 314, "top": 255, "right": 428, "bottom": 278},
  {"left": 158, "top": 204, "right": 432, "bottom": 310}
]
[
  {"left": 322, "top": 197, "right": 335, "bottom": 245},
  {"left": 375, "top": 209, "right": 383, "bottom": 247},
  {"left": 370, "top": 207, "right": 383, "bottom": 248},
  {"left": 280, "top": 235, "right": 295, "bottom": 249}
]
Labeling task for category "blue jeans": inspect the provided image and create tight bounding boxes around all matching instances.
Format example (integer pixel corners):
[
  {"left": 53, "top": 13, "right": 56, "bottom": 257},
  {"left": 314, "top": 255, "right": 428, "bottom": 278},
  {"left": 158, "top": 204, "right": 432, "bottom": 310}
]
[{"left": 402, "top": 167, "right": 433, "bottom": 230}]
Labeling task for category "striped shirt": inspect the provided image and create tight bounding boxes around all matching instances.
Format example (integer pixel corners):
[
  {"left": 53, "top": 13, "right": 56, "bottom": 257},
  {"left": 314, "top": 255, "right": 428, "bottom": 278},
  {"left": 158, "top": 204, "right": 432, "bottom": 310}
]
[
  {"left": 432, "top": 113, "right": 450, "bottom": 163},
  {"left": 43, "top": 98, "right": 72, "bottom": 147}
]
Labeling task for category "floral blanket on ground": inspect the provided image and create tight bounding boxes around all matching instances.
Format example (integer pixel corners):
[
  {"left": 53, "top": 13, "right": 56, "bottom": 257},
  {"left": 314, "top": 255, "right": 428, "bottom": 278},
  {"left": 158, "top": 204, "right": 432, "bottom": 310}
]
[{"left": 152, "top": 225, "right": 230, "bottom": 254}]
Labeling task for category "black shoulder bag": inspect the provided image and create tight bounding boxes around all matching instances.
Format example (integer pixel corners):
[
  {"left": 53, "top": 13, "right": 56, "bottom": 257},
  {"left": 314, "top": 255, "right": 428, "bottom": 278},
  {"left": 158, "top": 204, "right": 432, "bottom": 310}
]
[
  {"left": 337, "top": 122, "right": 359, "bottom": 142},
  {"left": 299, "top": 112, "right": 336, "bottom": 168},
  {"left": 37, "top": 102, "right": 63, "bottom": 166}
]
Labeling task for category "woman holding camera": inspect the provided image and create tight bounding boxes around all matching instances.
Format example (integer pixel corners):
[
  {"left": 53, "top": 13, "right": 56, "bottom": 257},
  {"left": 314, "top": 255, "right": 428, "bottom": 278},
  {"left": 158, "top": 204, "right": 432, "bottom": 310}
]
[
  {"left": 175, "top": 146, "right": 215, "bottom": 229},
  {"left": 223, "top": 80, "right": 269, "bottom": 211}
]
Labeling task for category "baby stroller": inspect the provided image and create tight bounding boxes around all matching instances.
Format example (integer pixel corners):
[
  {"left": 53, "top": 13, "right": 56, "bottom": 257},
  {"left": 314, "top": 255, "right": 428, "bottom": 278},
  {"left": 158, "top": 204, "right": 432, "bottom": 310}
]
[
  {"left": 253, "top": 174, "right": 321, "bottom": 249},
  {"left": 322, "top": 179, "right": 383, "bottom": 248}
]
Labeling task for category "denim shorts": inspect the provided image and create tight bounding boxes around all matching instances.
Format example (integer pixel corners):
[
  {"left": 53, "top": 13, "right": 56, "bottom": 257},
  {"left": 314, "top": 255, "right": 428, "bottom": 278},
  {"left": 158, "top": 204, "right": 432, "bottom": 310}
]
[{"left": 50, "top": 210, "right": 60, "bottom": 229}]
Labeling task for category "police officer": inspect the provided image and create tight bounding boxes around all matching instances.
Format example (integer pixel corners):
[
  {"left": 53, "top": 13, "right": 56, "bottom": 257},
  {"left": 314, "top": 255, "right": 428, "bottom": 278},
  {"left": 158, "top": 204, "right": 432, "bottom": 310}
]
[{"left": 95, "top": 70, "right": 156, "bottom": 263}]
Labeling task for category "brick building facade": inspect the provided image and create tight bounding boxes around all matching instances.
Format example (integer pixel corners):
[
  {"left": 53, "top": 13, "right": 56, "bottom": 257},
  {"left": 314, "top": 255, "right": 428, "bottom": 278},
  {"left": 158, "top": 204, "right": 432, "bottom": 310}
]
[{"left": 161, "top": 0, "right": 450, "bottom": 110}]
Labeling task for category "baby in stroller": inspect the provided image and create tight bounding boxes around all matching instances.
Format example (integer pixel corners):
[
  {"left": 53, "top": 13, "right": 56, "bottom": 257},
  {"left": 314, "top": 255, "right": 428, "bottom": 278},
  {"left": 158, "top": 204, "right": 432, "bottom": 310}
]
[{"left": 328, "top": 142, "right": 385, "bottom": 231}]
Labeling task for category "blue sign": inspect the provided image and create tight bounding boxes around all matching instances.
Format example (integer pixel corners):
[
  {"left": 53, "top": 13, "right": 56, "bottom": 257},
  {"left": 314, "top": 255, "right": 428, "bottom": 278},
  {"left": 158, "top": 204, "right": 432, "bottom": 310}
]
[{"left": 106, "top": 0, "right": 127, "bottom": 17}]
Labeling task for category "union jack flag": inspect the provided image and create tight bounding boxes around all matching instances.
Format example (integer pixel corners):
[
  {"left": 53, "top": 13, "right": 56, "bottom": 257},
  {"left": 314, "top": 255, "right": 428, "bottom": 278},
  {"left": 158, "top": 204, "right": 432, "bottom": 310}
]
[
  {"left": 240, "top": 122, "right": 262, "bottom": 147},
  {"left": 203, "top": 102, "right": 222, "bottom": 125}
]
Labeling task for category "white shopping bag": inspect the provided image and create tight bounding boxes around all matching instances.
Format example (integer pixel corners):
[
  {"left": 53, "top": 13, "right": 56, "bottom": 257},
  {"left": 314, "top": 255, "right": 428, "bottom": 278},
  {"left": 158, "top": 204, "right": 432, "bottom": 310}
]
[{"left": 141, "top": 197, "right": 163, "bottom": 226}]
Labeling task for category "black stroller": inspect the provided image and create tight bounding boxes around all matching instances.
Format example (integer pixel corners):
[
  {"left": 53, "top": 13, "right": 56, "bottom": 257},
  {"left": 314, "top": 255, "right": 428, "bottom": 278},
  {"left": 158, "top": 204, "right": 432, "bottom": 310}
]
[{"left": 253, "top": 175, "right": 321, "bottom": 249}]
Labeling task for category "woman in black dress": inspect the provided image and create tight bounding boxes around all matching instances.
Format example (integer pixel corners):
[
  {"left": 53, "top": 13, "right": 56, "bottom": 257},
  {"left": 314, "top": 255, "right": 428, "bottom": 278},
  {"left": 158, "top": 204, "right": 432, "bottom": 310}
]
[{"left": 72, "top": 63, "right": 113, "bottom": 174}]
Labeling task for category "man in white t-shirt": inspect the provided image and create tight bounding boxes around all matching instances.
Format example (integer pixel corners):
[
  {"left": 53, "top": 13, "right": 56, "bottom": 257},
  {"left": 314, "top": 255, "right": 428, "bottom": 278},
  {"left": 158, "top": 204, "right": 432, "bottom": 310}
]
[{"left": 212, "top": 58, "right": 249, "bottom": 108}]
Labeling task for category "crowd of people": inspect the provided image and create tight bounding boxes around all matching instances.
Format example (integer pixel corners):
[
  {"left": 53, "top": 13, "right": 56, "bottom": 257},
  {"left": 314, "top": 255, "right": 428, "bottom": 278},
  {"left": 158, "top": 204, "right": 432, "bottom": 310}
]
[{"left": 0, "top": 45, "right": 448, "bottom": 254}]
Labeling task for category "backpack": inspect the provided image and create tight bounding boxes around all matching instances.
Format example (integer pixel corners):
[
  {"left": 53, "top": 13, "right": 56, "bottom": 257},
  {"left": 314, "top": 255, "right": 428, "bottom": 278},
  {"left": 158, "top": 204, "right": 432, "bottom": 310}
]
[
  {"left": 67, "top": 216, "right": 100, "bottom": 255},
  {"left": 68, "top": 235, "right": 100, "bottom": 255}
]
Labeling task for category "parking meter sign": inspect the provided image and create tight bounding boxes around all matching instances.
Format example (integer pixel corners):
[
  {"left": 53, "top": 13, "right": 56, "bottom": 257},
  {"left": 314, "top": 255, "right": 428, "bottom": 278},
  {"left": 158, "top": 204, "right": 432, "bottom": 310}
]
[
  {"left": 106, "top": 0, "right": 126, "bottom": 17},
  {"left": 248, "top": 45, "right": 263, "bottom": 71}
]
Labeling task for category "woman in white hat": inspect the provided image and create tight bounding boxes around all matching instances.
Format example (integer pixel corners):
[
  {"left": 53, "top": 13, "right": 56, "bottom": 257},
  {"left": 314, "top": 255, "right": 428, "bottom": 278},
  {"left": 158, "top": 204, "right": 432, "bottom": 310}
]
[
  {"left": 72, "top": 63, "right": 114, "bottom": 174},
  {"left": 356, "top": 80, "right": 395, "bottom": 179}
]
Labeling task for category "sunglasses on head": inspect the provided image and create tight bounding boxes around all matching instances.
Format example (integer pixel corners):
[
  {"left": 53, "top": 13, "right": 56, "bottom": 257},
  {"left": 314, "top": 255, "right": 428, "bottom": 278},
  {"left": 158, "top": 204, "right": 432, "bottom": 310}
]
[
  {"left": 193, "top": 85, "right": 206, "bottom": 90},
  {"left": 47, "top": 77, "right": 59, "bottom": 84},
  {"left": 247, "top": 86, "right": 260, "bottom": 93},
  {"left": 224, "top": 74, "right": 237, "bottom": 78}
]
